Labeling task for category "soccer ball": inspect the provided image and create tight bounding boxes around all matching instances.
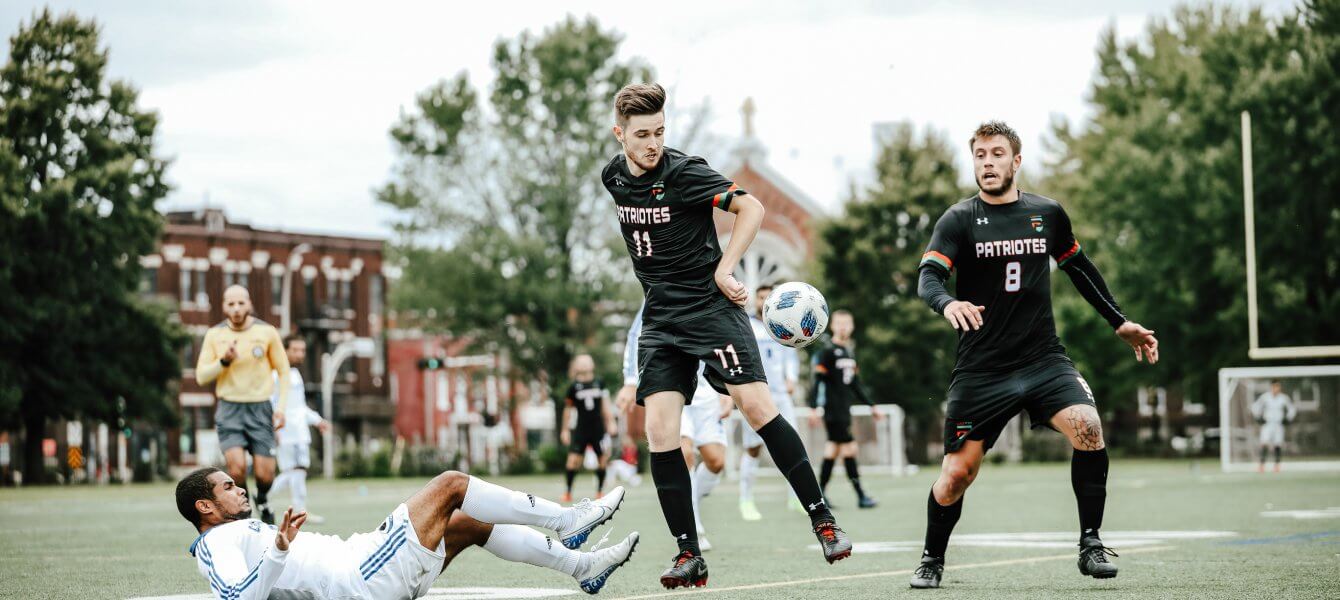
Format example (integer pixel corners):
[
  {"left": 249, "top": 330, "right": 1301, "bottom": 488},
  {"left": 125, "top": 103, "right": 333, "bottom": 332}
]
[{"left": 762, "top": 281, "right": 829, "bottom": 348}]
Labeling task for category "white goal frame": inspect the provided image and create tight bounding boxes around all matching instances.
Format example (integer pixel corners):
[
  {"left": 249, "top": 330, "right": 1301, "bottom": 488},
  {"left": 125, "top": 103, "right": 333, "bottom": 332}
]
[{"left": 1218, "top": 364, "right": 1340, "bottom": 472}]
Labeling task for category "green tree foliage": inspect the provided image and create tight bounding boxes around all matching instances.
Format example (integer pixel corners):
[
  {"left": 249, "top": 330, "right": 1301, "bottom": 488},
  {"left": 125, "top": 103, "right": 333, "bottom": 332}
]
[
  {"left": 1043, "top": 1, "right": 1340, "bottom": 413},
  {"left": 0, "top": 10, "right": 183, "bottom": 481},
  {"left": 379, "top": 16, "right": 650, "bottom": 398},
  {"left": 815, "top": 123, "right": 966, "bottom": 456}
]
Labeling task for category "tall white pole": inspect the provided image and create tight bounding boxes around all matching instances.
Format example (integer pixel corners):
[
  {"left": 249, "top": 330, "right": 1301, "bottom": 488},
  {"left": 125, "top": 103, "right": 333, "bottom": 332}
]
[{"left": 1241, "top": 111, "right": 1260, "bottom": 354}]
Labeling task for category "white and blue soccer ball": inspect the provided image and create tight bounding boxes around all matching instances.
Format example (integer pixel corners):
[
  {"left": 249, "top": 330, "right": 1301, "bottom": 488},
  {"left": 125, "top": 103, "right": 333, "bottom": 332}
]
[{"left": 762, "top": 281, "right": 829, "bottom": 348}]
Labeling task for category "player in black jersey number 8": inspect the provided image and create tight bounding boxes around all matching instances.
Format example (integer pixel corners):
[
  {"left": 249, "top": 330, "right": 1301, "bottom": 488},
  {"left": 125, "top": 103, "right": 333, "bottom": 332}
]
[{"left": 911, "top": 121, "right": 1158, "bottom": 589}]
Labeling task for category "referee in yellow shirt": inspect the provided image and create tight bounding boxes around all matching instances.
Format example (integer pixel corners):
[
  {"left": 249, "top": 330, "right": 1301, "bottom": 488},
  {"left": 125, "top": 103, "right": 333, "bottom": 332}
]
[{"left": 196, "top": 285, "right": 290, "bottom": 524}]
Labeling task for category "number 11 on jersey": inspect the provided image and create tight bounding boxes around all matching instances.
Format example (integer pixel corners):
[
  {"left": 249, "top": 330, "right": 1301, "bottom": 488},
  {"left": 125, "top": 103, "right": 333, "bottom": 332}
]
[{"left": 632, "top": 230, "right": 652, "bottom": 257}]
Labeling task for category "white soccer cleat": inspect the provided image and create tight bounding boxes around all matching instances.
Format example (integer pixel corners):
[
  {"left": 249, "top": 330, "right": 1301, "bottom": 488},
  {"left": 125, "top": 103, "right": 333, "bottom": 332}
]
[
  {"left": 559, "top": 486, "right": 625, "bottom": 550},
  {"left": 576, "top": 531, "right": 639, "bottom": 594},
  {"left": 698, "top": 535, "right": 712, "bottom": 552}
]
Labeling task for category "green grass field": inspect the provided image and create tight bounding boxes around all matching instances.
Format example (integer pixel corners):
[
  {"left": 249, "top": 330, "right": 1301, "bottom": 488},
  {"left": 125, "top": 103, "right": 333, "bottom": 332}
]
[{"left": 2, "top": 460, "right": 1338, "bottom": 599}]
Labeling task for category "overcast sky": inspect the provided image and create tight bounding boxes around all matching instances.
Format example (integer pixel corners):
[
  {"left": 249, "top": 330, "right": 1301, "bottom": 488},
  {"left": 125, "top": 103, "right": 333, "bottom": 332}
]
[{"left": 2, "top": 1, "right": 1298, "bottom": 239}]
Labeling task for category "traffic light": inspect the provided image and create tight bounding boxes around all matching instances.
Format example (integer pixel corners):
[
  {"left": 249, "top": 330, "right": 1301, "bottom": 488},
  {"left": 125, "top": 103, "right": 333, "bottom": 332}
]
[{"left": 417, "top": 356, "right": 444, "bottom": 370}]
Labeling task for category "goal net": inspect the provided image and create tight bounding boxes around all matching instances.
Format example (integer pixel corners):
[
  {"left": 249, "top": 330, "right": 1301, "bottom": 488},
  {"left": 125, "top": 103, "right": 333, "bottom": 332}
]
[
  {"left": 725, "top": 404, "right": 910, "bottom": 479},
  {"left": 1219, "top": 365, "right": 1340, "bottom": 472}
]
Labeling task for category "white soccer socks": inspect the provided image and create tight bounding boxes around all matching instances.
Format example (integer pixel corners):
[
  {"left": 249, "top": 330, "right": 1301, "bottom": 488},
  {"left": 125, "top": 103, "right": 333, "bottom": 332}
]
[
  {"left": 482, "top": 524, "right": 581, "bottom": 576},
  {"left": 739, "top": 453, "right": 759, "bottom": 502},
  {"left": 461, "top": 476, "right": 569, "bottom": 532}
]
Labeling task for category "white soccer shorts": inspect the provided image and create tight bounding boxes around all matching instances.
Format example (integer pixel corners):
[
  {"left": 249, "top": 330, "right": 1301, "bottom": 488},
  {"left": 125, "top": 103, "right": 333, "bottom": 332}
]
[
  {"left": 1259, "top": 422, "right": 1286, "bottom": 446},
  {"left": 681, "top": 400, "right": 727, "bottom": 448},
  {"left": 741, "top": 392, "right": 798, "bottom": 449},
  {"left": 348, "top": 503, "right": 447, "bottom": 599},
  {"left": 277, "top": 443, "right": 312, "bottom": 472}
]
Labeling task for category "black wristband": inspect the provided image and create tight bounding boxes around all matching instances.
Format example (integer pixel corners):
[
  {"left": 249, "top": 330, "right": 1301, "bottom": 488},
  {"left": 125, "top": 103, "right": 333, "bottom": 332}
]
[{"left": 220, "top": 358, "right": 232, "bottom": 367}]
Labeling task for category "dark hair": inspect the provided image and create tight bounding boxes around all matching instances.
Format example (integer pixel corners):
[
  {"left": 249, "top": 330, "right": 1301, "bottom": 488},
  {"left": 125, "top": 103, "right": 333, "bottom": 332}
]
[
  {"left": 970, "top": 120, "right": 1022, "bottom": 156},
  {"left": 1270, "top": 379, "right": 1282, "bottom": 385},
  {"left": 832, "top": 309, "right": 854, "bottom": 320},
  {"left": 755, "top": 282, "right": 775, "bottom": 294},
  {"left": 176, "top": 467, "right": 221, "bottom": 530},
  {"left": 283, "top": 334, "right": 305, "bottom": 349},
  {"left": 614, "top": 83, "right": 666, "bottom": 126}
]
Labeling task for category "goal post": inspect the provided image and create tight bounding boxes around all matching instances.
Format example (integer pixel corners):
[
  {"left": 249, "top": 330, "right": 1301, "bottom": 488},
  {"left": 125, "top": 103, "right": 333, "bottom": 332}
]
[
  {"left": 726, "top": 403, "right": 910, "bottom": 480},
  {"left": 1218, "top": 365, "right": 1340, "bottom": 472}
]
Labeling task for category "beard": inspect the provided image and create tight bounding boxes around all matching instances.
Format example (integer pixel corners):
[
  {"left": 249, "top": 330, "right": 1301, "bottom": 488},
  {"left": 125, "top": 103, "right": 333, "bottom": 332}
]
[
  {"left": 976, "top": 168, "right": 1015, "bottom": 195},
  {"left": 227, "top": 309, "right": 250, "bottom": 325},
  {"left": 624, "top": 146, "right": 659, "bottom": 173}
]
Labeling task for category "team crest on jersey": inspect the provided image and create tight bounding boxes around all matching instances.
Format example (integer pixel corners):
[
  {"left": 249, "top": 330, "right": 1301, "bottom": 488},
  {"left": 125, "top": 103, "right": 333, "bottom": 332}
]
[
  {"left": 248, "top": 521, "right": 262, "bottom": 532},
  {"left": 954, "top": 421, "right": 973, "bottom": 439},
  {"left": 651, "top": 181, "right": 666, "bottom": 201},
  {"left": 252, "top": 345, "right": 264, "bottom": 358},
  {"left": 1030, "top": 215, "right": 1044, "bottom": 232}
]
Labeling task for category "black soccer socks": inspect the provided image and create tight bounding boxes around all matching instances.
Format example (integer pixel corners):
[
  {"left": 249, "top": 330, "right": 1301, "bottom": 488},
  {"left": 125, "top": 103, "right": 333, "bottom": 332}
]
[
  {"left": 819, "top": 458, "right": 835, "bottom": 492},
  {"left": 923, "top": 489, "right": 963, "bottom": 560},
  {"left": 757, "top": 415, "right": 834, "bottom": 526},
  {"left": 843, "top": 457, "right": 865, "bottom": 498},
  {"left": 1071, "top": 448, "right": 1109, "bottom": 538},
  {"left": 595, "top": 468, "right": 607, "bottom": 494},
  {"left": 650, "top": 449, "right": 700, "bottom": 556},
  {"left": 565, "top": 469, "right": 577, "bottom": 494}
]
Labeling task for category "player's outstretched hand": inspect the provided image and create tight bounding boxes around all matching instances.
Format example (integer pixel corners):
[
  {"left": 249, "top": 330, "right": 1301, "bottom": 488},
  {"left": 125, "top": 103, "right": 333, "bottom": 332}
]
[
  {"left": 715, "top": 270, "right": 748, "bottom": 307},
  {"left": 274, "top": 507, "right": 307, "bottom": 552},
  {"left": 943, "top": 301, "right": 986, "bottom": 331},
  {"left": 1116, "top": 321, "right": 1159, "bottom": 364}
]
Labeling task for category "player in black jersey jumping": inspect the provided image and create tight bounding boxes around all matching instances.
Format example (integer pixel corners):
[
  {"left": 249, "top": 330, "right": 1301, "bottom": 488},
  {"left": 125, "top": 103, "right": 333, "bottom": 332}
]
[
  {"left": 808, "top": 310, "right": 880, "bottom": 509},
  {"left": 561, "top": 354, "right": 616, "bottom": 503},
  {"left": 602, "top": 83, "right": 851, "bottom": 589},
  {"left": 909, "top": 121, "right": 1159, "bottom": 589}
]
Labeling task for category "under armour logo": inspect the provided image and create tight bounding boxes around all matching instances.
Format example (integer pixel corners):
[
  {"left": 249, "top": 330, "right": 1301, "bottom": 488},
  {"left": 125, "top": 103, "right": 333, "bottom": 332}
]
[
  {"left": 729, "top": 367, "right": 743, "bottom": 376},
  {"left": 976, "top": 217, "right": 989, "bottom": 225},
  {"left": 678, "top": 533, "right": 689, "bottom": 540},
  {"left": 808, "top": 499, "right": 827, "bottom": 511}
]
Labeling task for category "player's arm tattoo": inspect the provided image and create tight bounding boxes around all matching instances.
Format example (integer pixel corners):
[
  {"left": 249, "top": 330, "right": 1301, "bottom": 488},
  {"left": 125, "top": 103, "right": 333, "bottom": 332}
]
[{"left": 1066, "top": 413, "right": 1105, "bottom": 451}]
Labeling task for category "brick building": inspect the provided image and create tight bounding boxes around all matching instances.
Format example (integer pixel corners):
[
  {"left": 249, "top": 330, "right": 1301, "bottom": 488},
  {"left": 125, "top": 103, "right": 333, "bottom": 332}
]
[{"left": 140, "top": 208, "right": 390, "bottom": 466}]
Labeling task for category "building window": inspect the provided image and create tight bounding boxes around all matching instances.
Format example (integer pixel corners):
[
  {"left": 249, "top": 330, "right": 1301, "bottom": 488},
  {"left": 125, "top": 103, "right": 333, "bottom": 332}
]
[
  {"left": 179, "top": 269, "right": 192, "bottom": 307},
  {"left": 139, "top": 267, "right": 158, "bottom": 296},
  {"left": 194, "top": 270, "right": 209, "bottom": 307}
]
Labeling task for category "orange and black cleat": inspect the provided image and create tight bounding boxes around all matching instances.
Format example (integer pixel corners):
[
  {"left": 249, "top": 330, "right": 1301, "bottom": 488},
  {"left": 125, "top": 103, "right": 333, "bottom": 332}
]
[
  {"left": 659, "top": 551, "right": 708, "bottom": 589},
  {"left": 814, "top": 521, "right": 852, "bottom": 564}
]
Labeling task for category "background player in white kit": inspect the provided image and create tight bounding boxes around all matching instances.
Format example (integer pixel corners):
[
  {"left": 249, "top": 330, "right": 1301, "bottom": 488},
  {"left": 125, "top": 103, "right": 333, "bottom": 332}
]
[
  {"left": 739, "top": 283, "right": 803, "bottom": 521},
  {"left": 621, "top": 304, "right": 730, "bottom": 551},
  {"left": 175, "top": 467, "right": 638, "bottom": 599},
  {"left": 1251, "top": 379, "right": 1297, "bottom": 473},
  {"left": 269, "top": 335, "right": 330, "bottom": 523}
]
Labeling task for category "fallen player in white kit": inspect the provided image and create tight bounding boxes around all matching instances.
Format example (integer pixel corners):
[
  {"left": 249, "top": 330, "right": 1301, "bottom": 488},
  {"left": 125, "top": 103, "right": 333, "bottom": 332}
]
[{"left": 175, "top": 467, "right": 638, "bottom": 599}]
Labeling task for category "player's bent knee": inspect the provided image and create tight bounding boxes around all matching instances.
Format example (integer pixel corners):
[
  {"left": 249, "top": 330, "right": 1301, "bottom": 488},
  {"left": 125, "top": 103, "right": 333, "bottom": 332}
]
[{"left": 431, "top": 470, "right": 471, "bottom": 504}]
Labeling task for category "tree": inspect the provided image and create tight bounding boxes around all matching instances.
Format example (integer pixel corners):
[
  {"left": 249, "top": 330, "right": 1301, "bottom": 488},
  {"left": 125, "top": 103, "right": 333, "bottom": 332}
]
[
  {"left": 379, "top": 16, "right": 651, "bottom": 414},
  {"left": 815, "top": 123, "right": 967, "bottom": 461},
  {"left": 0, "top": 10, "right": 182, "bottom": 482},
  {"left": 1042, "top": 1, "right": 1340, "bottom": 420}
]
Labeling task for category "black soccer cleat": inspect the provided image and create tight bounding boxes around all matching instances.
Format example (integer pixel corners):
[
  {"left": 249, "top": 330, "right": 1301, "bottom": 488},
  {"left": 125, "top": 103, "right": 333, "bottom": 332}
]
[
  {"left": 258, "top": 504, "right": 275, "bottom": 525},
  {"left": 909, "top": 555, "right": 944, "bottom": 589},
  {"left": 813, "top": 521, "right": 852, "bottom": 563},
  {"left": 857, "top": 495, "right": 878, "bottom": 509},
  {"left": 1077, "top": 537, "right": 1119, "bottom": 579},
  {"left": 659, "top": 551, "right": 708, "bottom": 589}
]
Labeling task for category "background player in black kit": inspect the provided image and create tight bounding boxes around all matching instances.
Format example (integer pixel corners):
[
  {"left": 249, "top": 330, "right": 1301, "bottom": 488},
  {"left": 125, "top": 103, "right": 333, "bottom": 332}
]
[
  {"left": 808, "top": 310, "right": 880, "bottom": 509},
  {"left": 909, "top": 121, "right": 1159, "bottom": 589},
  {"left": 561, "top": 353, "right": 616, "bottom": 503},
  {"left": 603, "top": 83, "right": 851, "bottom": 589}
]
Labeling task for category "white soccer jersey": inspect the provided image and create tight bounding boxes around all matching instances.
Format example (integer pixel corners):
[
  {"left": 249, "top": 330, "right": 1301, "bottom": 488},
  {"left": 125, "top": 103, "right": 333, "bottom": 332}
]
[
  {"left": 1251, "top": 392, "right": 1297, "bottom": 426},
  {"left": 191, "top": 505, "right": 444, "bottom": 600},
  {"left": 751, "top": 315, "right": 799, "bottom": 397},
  {"left": 271, "top": 368, "right": 322, "bottom": 446}
]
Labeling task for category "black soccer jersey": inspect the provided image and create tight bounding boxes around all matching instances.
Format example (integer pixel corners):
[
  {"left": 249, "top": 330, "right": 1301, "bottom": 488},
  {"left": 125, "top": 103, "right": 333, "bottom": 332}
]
[
  {"left": 601, "top": 148, "right": 747, "bottom": 325},
  {"left": 808, "top": 341, "right": 872, "bottom": 420},
  {"left": 918, "top": 192, "right": 1082, "bottom": 373},
  {"left": 565, "top": 379, "right": 607, "bottom": 433}
]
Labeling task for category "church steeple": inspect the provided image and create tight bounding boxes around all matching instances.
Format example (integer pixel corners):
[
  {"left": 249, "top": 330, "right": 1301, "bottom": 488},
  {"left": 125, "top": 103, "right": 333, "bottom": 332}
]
[{"left": 733, "top": 96, "right": 767, "bottom": 165}]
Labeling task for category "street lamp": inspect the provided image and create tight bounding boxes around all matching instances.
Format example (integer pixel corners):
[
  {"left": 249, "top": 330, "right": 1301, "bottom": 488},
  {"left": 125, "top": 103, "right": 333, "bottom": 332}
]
[
  {"left": 280, "top": 242, "right": 312, "bottom": 335},
  {"left": 321, "top": 336, "right": 376, "bottom": 479}
]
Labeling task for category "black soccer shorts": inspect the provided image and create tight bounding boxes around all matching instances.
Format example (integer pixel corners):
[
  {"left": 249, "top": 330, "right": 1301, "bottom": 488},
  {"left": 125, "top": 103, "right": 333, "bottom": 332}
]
[
  {"left": 568, "top": 427, "right": 607, "bottom": 455},
  {"left": 635, "top": 307, "right": 768, "bottom": 405},
  {"left": 942, "top": 353, "right": 1096, "bottom": 454},
  {"left": 824, "top": 418, "right": 855, "bottom": 444}
]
